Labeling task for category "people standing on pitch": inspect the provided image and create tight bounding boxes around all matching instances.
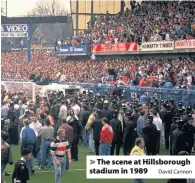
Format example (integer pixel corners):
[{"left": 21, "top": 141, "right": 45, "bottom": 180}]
[
  {"left": 99, "top": 117, "right": 114, "bottom": 155},
  {"left": 67, "top": 109, "right": 81, "bottom": 161},
  {"left": 50, "top": 129, "right": 71, "bottom": 183},
  {"left": 123, "top": 112, "right": 137, "bottom": 155},
  {"left": 137, "top": 110, "right": 147, "bottom": 138},
  {"left": 20, "top": 119, "right": 36, "bottom": 175},
  {"left": 150, "top": 110, "right": 162, "bottom": 154},
  {"left": 130, "top": 138, "right": 146, "bottom": 183},
  {"left": 142, "top": 115, "right": 158, "bottom": 155},
  {"left": 79, "top": 105, "right": 90, "bottom": 147},
  {"left": 163, "top": 104, "right": 173, "bottom": 150},
  {"left": 38, "top": 118, "right": 54, "bottom": 169},
  {"left": 59, "top": 118, "right": 73, "bottom": 170},
  {"left": 91, "top": 109, "right": 103, "bottom": 155},
  {"left": 1, "top": 131, "right": 13, "bottom": 177},
  {"left": 12, "top": 148, "right": 31, "bottom": 183},
  {"left": 85, "top": 108, "right": 96, "bottom": 153},
  {"left": 110, "top": 110, "right": 122, "bottom": 155},
  {"left": 59, "top": 100, "right": 68, "bottom": 123}
]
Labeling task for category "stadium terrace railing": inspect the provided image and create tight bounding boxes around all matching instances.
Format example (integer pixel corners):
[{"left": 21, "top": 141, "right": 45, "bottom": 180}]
[
  {"left": 1, "top": 80, "right": 195, "bottom": 107},
  {"left": 60, "top": 82, "right": 195, "bottom": 107}
]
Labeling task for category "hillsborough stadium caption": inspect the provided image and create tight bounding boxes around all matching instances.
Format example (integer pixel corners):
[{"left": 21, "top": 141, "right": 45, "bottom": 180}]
[{"left": 1, "top": 1, "right": 195, "bottom": 183}]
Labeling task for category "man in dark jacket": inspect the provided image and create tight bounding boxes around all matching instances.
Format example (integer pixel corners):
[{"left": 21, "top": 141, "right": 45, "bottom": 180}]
[
  {"left": 101, "top": 104, "right": 113, "bottom": 122},
  {"left": 50, "top": 100, "right": 59, "bottom": 135},
  {"left": 1, "top": 131, "right": 13, "bottom": 176},
  {"left": 171, "top": 120, "right": 186, "bottom": 155},
  {"left": 91, "top": 109, "right": 103, "bottom": 155},
  {"left": 123, "top": 112, "right": 137, "bottom": 155},
  {"left": 79, "top": 105, "right": 91, "bottom": 147},
  {"left": 7, "top": 102, "right": 19, "bottom": 145},
  {"left": 12, "top": 148, "right": 31, "bottom": 183},
  {"left": 110, "top": 110, "right": 122, "bottom": 155},
  {"left": 142, "top": 115, "right": 158, "bottom": 155},
  {"left": 67, "top": 110, "right": 81, "bottom": 161},
  {"left": 163, "top": 104, "right": 173, "bottom": 150}
]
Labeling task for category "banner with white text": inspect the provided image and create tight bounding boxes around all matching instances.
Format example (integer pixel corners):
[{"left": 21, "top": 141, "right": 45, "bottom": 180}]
[
  {"left": 175, "top": 39, "right": 195, "bottom": 49},
  {"left": 87, "top": 156, "right": 195, "bottom": 179},
  {"left": 141, "top": 41, "right": 174, "bottom": 51}
]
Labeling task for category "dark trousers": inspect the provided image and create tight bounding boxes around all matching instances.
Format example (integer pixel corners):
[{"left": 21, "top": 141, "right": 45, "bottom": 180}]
[
  {"left": 123, "top": 143, "right": 134, "bottom": 155},
  {"left": 110, "top": 141, "right": 121, "bottom": 155},
  {"left": 170, "top": 140, "right": 172, "bottom": 155},
  {"left": 156, "top": 131, "right": 161, "bottom": 154},
  {"left": 8, "top": 127, "right": 18, "bottom": 145},
  {"left": 71, "top": 139, "right": 79, "bottom": 160},
  {"left": 94, "top": 140, "right": 100, "bottom": 155},
  {"left": 145, "top": 143, "right": 156, "bottom": 155},
  {"left": 164, "top": 124, "right": 171, "bottom": 149}
]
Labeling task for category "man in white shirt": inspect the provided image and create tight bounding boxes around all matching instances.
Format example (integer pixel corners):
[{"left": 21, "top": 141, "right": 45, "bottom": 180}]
[
  {"left": 29, "top": 115, "right": 42, "bottom": 137},
  {"left": 59, "top": 101, "right": 67, "bottom": 124},
  {"left": 151, "top": 110, "right": 162, "bottom": 155},
  {"left": 71, "top": 101, "right": 80, "bottom": 116}
]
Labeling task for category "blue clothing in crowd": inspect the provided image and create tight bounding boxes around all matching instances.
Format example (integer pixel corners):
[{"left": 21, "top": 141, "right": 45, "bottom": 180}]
[
  {"left": 21, "top": 126, "right": 36, "bottom": 146},
  {"left": 163, "top": 82, "right": 173, "bottom": 89},
  {"left": 140, "top": 95, "right": 148, "bottom": 104},
  {"left": 1, "top": 105, "right": 8, "bottom": 118}
]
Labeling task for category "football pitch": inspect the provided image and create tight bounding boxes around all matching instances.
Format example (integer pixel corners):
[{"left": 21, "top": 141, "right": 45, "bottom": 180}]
[{"left": 5, "top": 144, "right": 168, "bottom": 183}]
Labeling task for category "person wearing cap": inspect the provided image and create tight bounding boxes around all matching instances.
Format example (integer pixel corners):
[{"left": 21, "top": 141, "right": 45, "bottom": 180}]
[
  {"left": 12, "top": 148, "right": 31, "bottom": 183},
  {"left": 142, "top": 116, "right": 158, "bottom": 155},
  {"left": 163, "top": 104, "right": 173, "bottom": 150},
  {"left": 171, "top": 120, "right": 186, "bottom": 155},
  {"left": 101, "top": 102, "right": 113, "bottom": 122},
  {"left": 99, "top": 117, "right": 114, "bottom": 155},
  {"left": 123, "top": 112, "right": 137, "bottom": 155},
  {"left": 110, "top": 110, "right": 122, "bottom": 155}
]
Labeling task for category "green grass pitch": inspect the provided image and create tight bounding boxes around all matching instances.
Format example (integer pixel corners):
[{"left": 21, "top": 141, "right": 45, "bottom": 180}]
[{"left": 5, "top": 144, "right": 168, "bottom": 183}]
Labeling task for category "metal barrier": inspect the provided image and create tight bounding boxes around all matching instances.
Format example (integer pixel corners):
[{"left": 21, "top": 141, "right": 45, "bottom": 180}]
[{"left": 61, "top": 82, "right": 195, "bottom": 107}]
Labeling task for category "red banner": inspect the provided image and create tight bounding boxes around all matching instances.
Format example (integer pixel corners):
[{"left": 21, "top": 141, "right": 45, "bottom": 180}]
[
  {"left": 91, "top": 43, "right": 138, "bottom": 53},
  {"left": 175, "top": 39, "right": 195, "bottom": 49}
]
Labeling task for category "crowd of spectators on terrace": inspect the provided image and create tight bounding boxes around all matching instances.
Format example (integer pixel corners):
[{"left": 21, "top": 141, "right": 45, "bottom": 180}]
[
  {"left": 56, "top": 1, "right": 195, "bottom": 47},
  {"left": 1, "top": 51, "right": 195, "bottom": 89}
]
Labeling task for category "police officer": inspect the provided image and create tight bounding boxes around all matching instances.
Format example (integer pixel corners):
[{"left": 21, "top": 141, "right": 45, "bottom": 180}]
[
  {"left": 110, "top": 110, "right": 122, "bottom": 155},
  {"left": 123, "top": 112, "right": 137, "bottom": 155},
  {"left": 142, "top": 115, "right": 158, "bottom": 155},
  {"left": 12, "top": 148, "right": 31, "bottom": 183},
  {"left": 101, "top": 101, "right": 112, "bottom": 122},
  {"left": 171, "top": 120, "right": 186, "bottom": 155},
  {"left": 163, "top": 104, "right": 173, "bottom": 150},
  {"left": 169, "top": 116, "right": 179, "bottom": 155}
]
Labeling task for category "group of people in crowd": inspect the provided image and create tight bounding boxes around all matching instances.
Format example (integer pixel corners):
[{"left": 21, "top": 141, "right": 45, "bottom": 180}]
[
  {"left": 56, "top": 1, "right": 195, "bottom": 47},
  {"left": 2, "top": 51, "right": 195, "bottom": 89},
  {"left": 1, "top": 85, "right": 195, "bottom": 183}
]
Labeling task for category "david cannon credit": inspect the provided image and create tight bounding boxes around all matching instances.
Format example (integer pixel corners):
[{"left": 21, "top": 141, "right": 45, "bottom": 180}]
[{"left": 158, "top": 169, "right": 193, "bottom": 175}]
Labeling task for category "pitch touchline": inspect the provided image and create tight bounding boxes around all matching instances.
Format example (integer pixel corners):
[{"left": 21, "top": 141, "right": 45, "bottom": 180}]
[{"left": 8, "top": 169, "right": 86, "bottom": 174}]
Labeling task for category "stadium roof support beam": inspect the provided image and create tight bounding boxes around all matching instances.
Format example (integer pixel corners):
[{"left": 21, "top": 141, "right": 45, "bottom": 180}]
[
  {"left": 76, "top": 0, "right": 79, "bottom": 36},
  {"left": 1, "top": 16, "right": 69, "bottom": 24}
]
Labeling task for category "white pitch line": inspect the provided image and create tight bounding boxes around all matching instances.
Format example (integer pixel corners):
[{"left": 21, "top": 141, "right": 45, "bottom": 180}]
[{"left": 8, "top": 169, "right": 86, "bottom": 174}]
